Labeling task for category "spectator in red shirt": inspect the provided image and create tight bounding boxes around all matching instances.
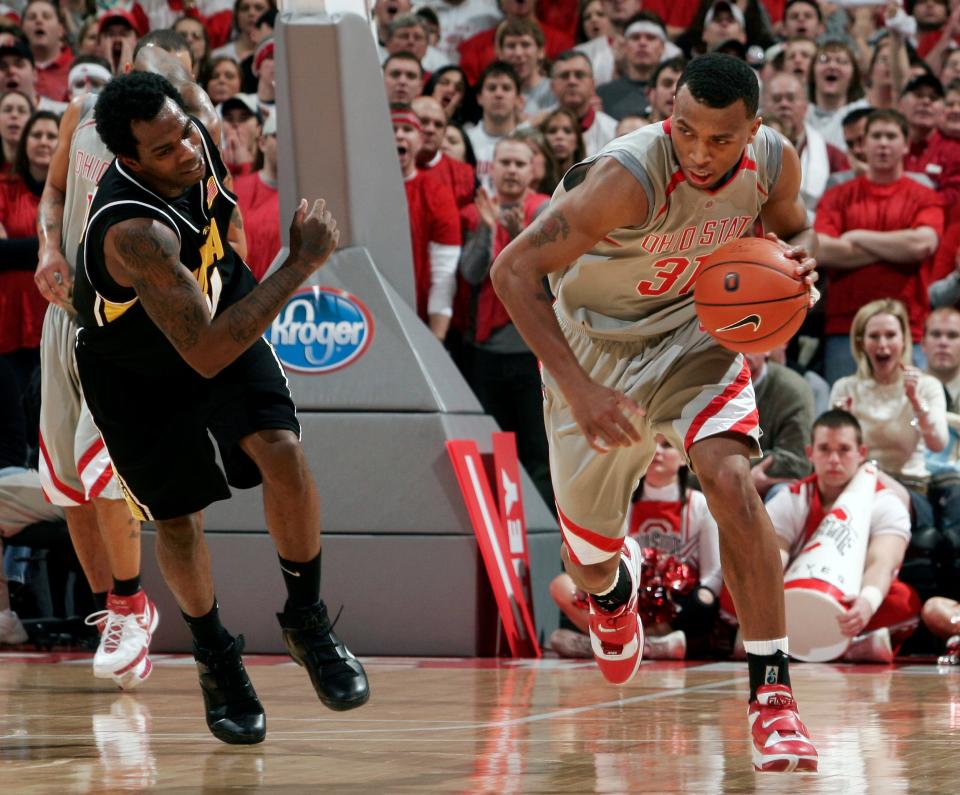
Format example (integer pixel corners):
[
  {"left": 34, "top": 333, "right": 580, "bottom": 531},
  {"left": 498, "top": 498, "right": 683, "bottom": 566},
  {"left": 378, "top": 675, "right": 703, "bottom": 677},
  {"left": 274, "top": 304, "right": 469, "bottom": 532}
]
[
  {"left": 900, "top": 73, "right": 945, "bottom": 165},
  {"left": 905, "top": 77, "right": 960, "bottom": 212},
  {"left": 459, "top": 135, "right": 551, "bottom": 503},
  {"left": 412, "top": 94, "right": 477, "bottom": 211},
  {"left": 383, "top": 12, "right": 447, "bottom": 73},
  {"left": 218, "top": 93, "right": 262, "bottom": 176},
  {"left": 911, "top": 0, "right": 957, "bottom": 65},
  {"left": 458, "top": 0, "right": 573, "bottom": 86},
  {"left": 21, "top": 0, "right": 72, "bottom": 102},
  {"left": 816, "top": 109, "right": 944, "bottom": 384},
  {"left": 392, "top": 103, "right": 462, "bottom": 340},
  {"left": 211, "top": 0, "right": 272, "bottom": 64},
  {"left": 232, "top": 111, "right": 279, "bottom": 280},
  {"left": 0, "top": 110, "right": 58, "bottom": 386}
]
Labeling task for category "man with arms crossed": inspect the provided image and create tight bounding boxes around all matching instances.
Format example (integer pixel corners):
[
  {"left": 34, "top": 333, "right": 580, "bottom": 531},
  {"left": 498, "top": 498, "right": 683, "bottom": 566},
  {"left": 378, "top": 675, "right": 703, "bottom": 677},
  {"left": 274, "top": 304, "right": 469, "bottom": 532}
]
[{"left": 492, "top": 54, "right": 819, "bottom": 772}]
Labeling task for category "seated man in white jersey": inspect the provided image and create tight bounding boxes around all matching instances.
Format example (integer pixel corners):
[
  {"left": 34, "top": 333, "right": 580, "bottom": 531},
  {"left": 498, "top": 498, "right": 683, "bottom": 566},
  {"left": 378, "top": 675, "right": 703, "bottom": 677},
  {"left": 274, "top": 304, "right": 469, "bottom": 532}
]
[
  {"left": 549, "top": 435, "right": 722, "bottom": 660},
  {"left": 766, "top": 410, "right": 921, "bottom": 663},
  {"left": 492, "top": 54, "right": 820, "bottom": 772}
]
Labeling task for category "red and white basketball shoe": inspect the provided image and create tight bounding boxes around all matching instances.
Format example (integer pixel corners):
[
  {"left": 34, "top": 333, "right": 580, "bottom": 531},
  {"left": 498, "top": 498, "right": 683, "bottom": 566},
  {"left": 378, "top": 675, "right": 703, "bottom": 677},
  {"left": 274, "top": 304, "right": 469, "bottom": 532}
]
[
  {"left": 86, "top": 590, "right": 159, "bottom": 688},
  {"left": 748, "top": 684, "right": 819, "bottom": 772},
  {"left": 587, "top": 536, "right": 644, "bottom": 685}
]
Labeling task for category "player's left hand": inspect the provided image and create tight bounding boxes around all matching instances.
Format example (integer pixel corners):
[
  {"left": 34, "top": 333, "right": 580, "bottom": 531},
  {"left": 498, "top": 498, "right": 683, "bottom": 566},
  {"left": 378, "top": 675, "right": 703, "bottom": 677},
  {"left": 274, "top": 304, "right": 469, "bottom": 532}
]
[
  {"left": 837, "top": 594, "right": 872, "bottom": 637},
  {"left": 765, "top": 232, "right": 819, "bottom": 308}
]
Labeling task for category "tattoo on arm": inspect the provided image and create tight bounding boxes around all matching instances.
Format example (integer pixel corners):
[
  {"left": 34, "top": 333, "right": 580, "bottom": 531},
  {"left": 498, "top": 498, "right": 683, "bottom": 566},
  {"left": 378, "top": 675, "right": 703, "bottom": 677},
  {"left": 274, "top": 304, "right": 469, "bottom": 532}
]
[
  {"left": 529, "top": 210, "right": 570, "bottom": 249},
  {"left": 38, "top": 191, "right": 65, "bottom": 239},
  {"left": 230, "top": 206, "right": 243, "bottom": 231},
  {"left": 225, "top": 266, "right": 305, "bottom": 346},
  {"left": 114, "top": 222, "right": 206, "bottom": 351}
]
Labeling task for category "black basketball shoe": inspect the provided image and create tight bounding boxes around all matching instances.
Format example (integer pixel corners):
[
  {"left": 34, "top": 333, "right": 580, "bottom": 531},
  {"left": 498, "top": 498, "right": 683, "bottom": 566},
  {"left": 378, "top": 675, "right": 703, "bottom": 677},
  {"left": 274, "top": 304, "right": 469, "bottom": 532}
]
[
  {"left": 194, "top": 635, "right": 266, "bottom": 744},
  {"left": 277, "top": 601, "right": 369, "bottom": 711}
]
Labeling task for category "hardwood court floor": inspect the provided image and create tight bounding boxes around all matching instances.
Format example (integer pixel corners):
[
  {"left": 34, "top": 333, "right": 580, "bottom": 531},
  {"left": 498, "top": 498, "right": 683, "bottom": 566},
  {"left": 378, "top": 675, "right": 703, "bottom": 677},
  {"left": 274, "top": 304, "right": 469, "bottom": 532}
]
[{"left": 1, "top": 652, "right": 958, "bottom": 793}]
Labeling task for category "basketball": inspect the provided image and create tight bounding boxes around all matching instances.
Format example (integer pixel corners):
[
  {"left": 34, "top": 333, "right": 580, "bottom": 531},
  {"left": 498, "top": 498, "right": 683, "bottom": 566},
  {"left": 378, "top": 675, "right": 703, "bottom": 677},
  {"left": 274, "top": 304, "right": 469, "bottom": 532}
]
[{"left": 694, "top": 237, "right": 809, "bottom": 354}]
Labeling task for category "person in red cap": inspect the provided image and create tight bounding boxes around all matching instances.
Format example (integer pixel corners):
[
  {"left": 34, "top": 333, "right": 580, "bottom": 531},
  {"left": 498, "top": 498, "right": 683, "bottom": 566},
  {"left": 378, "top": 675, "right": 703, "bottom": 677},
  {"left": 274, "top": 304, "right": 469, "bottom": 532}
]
[
  {"left": 392, "top": 102, "right": 462, "bottom": 340},
  {"left": 251, "top": 35, "right": 273, "bottom": 114},
  {"left": 97, "top": 10, "right": 146, "bottom": 75}
]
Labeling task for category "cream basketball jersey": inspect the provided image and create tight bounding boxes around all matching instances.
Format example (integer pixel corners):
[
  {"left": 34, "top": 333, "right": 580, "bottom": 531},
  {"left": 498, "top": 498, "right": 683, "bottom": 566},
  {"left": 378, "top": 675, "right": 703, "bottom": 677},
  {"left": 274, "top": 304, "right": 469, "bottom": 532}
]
[
  {"left": 549, "top": 120, "right": 784, "bottom": 339},
  {"left": 64, "top": 96, "right": 113, "bottom": 276}
]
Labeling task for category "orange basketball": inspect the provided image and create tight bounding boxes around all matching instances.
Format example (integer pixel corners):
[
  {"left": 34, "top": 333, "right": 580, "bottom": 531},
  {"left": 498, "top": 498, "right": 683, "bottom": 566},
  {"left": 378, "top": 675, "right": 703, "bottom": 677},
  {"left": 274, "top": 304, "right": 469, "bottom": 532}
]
[{"left": 694, "top": 237, "right": 809, "bottom": 354}]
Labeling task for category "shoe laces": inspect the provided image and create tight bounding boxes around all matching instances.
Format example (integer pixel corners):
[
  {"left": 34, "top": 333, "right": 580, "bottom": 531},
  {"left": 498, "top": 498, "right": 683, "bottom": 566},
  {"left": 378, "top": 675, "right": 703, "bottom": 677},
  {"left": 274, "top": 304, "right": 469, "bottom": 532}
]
[{"left": 85, "top": 610, "right": 140, "bottom": 653}]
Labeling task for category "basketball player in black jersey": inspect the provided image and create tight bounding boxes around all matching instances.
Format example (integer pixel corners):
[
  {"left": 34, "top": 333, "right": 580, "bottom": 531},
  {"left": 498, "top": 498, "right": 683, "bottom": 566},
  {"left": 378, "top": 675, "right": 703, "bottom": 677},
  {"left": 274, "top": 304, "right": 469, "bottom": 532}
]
[{"left": 71, "top": 72, "right": 369, "bottom": 745}]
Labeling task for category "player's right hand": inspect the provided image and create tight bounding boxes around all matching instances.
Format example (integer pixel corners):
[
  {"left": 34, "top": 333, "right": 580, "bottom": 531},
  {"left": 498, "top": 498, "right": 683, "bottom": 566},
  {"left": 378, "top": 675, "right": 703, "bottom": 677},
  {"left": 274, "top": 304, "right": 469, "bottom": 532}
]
[
  {"left": 35, "top": 248, "right": 73, "bottom": 309},
  {"left": 289, "top": 198, "right": 340, "bottom": 271},
  {"left": 567, "top": 381, "right": 644, "bottom": 453}
]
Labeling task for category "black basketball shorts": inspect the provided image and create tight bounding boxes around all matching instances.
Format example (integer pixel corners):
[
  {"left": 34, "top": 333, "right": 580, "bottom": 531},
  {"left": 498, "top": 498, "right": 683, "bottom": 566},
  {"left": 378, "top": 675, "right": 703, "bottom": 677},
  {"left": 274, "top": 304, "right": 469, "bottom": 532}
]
[{"left": 75, "top": 337, "right": 300, "bottom": 521}]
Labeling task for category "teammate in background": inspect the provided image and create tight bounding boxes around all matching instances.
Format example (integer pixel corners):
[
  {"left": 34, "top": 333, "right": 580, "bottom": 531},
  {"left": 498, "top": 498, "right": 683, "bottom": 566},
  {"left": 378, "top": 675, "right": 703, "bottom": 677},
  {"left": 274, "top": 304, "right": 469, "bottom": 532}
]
[
  {"left": 549, "top": 435, "right": 722, "bottom": 660},
  {"left": 492, "top": 54, "right": 820, "bottom": 772},
  {"left": 767, "top": 410, "right": 921, "bottom": 662}
]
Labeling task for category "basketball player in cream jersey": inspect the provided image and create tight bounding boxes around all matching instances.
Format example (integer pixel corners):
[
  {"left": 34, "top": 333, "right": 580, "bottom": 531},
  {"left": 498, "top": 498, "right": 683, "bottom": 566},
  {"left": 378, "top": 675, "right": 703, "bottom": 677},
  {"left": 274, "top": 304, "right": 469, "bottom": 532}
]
[{"left": 493, "top": 54, "right": 820, "bottom": 772}]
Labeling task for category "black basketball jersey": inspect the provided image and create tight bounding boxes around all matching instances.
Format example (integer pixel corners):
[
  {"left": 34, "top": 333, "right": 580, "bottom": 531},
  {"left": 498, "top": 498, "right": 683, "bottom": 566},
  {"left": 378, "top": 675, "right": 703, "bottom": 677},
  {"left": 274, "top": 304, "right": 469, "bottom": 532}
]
[{"left": 73, "top": 116, "right": 256, "bottom": 375}]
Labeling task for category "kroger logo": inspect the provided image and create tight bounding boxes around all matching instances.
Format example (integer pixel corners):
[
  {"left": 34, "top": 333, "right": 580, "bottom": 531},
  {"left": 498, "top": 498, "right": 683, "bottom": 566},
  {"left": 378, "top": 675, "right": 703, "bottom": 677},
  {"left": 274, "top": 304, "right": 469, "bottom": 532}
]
[{"left": 269, "top": 286, "right": 374, "bottom": 374}]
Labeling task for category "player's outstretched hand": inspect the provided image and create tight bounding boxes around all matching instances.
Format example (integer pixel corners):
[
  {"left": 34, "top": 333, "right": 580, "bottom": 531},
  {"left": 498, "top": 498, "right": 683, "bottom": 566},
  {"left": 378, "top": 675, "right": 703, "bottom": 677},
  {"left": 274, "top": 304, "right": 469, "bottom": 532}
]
[
  {"left": 764, "top": 232, "right": 820, "bottom": 308},
  {"left": 567, "top": 380, "right": 644, "bottom": 454},
  {"left": 289, "top": 198, "right": 340, "bottom": 271},
  {"left": 35, "top": 247, "right": 73, "bottom": 310},
  {"left": 837, "top": 594, "right": 872, "bottom": 638}
]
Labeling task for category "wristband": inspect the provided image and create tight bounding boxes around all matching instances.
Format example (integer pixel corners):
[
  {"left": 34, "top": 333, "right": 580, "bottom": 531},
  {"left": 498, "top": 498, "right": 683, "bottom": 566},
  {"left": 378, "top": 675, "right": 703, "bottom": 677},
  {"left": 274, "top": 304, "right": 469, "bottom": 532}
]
[{"left": 859, "top": 585, "right": 884, "bottom": 616}]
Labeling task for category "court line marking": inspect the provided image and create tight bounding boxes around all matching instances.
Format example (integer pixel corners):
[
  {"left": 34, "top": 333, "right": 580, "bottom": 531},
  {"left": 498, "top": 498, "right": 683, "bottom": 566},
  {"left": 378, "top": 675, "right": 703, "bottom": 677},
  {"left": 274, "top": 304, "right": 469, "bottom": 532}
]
[{"left": 0, "top": 679, "right": 747, "bottom": 741}]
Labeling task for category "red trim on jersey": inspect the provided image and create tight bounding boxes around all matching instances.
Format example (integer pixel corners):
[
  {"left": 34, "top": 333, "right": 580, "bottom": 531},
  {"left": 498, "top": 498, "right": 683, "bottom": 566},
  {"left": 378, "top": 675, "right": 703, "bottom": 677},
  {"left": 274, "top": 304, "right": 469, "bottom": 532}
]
[
  {"left": 38, "top": 433, "right": 86, "bottom": 504},
  {"left": 87, "top": 464, "right": 115, "bottom": 500},
  {"left": 683, "top": 362, "right": 752, "bottom": 450},
  {"left": 705, "top": 152, "right": 753, "bottom": 195},
  {"left": 662, "top": 117, "right": 672, "bottom": 135},
  {"left": 784, "top": 577, "right": 845, "bottom": 604},
  {"left": 76, "top": 438, "right": 105, "bottom": 477},
  {"left": 654, "top": 169, "right": 686, "bottom": 220},
  {"left": 601, "top": 235, "right": 625, "bottom": 247},
  {"left": 557, "top": 506, "right": 625, "bottom": 555}
]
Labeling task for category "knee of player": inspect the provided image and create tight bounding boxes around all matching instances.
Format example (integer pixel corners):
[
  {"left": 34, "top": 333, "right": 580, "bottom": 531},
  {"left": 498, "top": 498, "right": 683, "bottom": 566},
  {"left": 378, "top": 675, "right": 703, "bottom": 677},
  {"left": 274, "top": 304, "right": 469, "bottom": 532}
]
[
  {"left": 156, "top": 515, "right": 203, "bottom": 552},
  {"left": 253, "top": 432, "right": 310, "bottom": 483},
  {"left": 698, "top": 458, "right": 752, "bottom": 505}
]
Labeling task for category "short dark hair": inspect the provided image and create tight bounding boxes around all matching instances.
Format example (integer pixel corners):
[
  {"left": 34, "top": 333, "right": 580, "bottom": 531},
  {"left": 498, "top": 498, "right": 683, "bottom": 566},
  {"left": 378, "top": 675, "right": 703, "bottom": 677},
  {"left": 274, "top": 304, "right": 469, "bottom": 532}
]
[
  {"left": 650, "top": 56, "right": 687, "bottom": 87},
  {"left": 676, "top": 53, "right": 759, "bottom": 117},
  {"left": 811, "top": 409, "right": 862, "bottom": 446},
  {"left": 133, "top": 28, "right": 190, "bottom": 61},
  {"left": 13, "top": 109, "right": 59, "bottom": 180},
  {"left": 478, "top": 60, "right": 520, "bottom": 94},
  {"left": 552, "top": 49, "right": 593, "bottom": 77},
  {"left": 865, "top": 107, "right": 908, "bottom": 139},
  {"left": 784, "top": 0, "right": 823, "bottom": 21},
  {"left": 383, "top": 50, "right": 424, "bottom": 77},
  {"left": 841, "top": 105, "right": 872, "bottom": 128},
  {"left": 95, "top": 72, "right": 186, "bottom": 159}
]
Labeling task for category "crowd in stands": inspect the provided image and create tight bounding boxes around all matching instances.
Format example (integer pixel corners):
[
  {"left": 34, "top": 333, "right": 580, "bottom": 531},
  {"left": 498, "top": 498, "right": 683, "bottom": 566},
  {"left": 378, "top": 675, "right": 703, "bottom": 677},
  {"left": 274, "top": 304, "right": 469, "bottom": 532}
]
[{"left": 1, "top": 0, "right": 959, "bottom": 663}]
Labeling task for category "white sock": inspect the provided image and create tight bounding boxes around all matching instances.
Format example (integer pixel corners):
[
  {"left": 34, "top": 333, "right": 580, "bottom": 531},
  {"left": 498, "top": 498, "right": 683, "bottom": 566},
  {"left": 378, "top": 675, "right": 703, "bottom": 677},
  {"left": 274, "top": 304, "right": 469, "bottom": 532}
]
[
  {"left": 743, "top": 637, "right": 789, "bottom": 656},
  {"left": 594, "top": 563, "right": 620, "bottom": 596}
]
